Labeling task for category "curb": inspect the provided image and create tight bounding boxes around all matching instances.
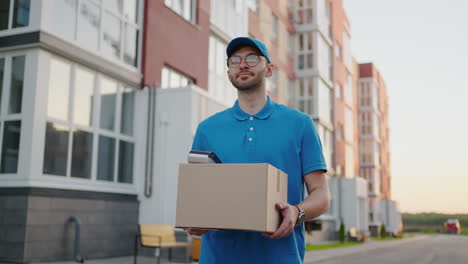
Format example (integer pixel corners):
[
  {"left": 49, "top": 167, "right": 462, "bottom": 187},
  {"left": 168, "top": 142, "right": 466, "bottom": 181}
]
[{"left": 304, "top": 235, "right": 428, "bottom": 264}]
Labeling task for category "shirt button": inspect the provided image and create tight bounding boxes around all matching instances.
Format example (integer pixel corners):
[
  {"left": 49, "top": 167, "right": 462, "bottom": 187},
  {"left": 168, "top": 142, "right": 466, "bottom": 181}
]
[
  {"left": 249, "top": 117, "right": 253, "bottom": 120},
  {"left": 248, "top": 137, "right": 253, "bottom": 142},
  {"left": 250, "top": 127, "right": 254, "bottom": 131}
]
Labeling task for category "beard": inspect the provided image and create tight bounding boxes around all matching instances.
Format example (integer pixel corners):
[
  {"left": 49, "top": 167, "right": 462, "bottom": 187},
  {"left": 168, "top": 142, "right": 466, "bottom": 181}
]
[{"left": 229, "top": 71, "right": 265, "bottom": 92}]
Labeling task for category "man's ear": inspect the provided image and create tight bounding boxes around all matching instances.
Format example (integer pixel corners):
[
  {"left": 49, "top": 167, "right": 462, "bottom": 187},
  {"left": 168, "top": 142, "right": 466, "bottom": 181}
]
[{"left": 265, "top": 63, "right": 274, "bottom": 77}]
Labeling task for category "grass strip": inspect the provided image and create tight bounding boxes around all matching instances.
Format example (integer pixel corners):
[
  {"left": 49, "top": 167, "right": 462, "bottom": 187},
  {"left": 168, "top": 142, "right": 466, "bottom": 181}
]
[
  {"left": 371, "top": 237, "right": 402, "bottom": 241},
  {"left": 306, "top": 242, "right": 361, "bottom": 251}
]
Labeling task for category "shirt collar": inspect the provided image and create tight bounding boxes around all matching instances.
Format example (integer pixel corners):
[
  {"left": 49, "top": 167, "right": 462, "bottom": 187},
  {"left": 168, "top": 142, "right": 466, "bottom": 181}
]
[{"left": 232, "top": 96, "right": 275, "bottom": 121}]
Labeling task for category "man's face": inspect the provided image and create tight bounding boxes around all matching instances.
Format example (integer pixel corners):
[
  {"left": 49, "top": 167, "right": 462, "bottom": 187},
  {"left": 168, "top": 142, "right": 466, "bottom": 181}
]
[{"left": 227, "top": 46, "right": 273, "bottom": 92}]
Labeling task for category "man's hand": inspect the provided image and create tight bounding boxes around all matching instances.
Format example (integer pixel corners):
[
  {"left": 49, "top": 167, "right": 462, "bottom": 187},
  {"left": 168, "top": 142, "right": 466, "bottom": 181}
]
[
  {"left": 184, "top": 228, "right": 213, "bottom": 236},
  {"left": 262, "top": 202, "right": 299, "bottom": 239}
]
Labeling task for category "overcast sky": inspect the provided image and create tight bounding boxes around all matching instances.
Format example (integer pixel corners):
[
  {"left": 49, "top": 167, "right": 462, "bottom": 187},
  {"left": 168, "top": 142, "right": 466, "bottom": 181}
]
[{"left": 344, "top": 0, "right": 468, "bottom": 213}]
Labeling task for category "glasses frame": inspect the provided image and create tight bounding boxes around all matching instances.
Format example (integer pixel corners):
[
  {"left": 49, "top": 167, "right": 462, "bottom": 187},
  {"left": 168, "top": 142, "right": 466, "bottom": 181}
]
[{"left": 227, "top": 54, "right": 264, "bottom": 68}]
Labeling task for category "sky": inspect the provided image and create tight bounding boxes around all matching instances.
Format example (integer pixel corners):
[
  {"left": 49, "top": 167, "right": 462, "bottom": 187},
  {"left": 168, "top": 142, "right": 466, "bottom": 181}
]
[{"left": 343, "top": 0, "right": 468, "bottom": 213}]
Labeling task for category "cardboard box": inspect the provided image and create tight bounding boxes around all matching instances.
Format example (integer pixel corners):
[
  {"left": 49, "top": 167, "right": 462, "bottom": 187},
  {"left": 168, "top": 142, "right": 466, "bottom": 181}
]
[{"left": 176, "top": 163, "right": 287, "bottom": 233}]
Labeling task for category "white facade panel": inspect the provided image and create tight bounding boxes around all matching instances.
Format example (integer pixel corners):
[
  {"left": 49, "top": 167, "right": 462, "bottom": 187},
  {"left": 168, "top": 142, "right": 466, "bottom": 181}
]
[
  {"left": 329, "top": 177, "right": 368, "bottom": 233},
  {"left": 0, "top": 0, "right": 41, "bottom": 38},
  {"left": 316, "top": 0, "right": 331, "bottom": 39},
  {"left": 210, "top": 0, "right": 248, "bottom": 39},
  {"left": 379, "top": 200, "right": 402, "bottom": 233},
  {"left": 39, "top": 0, "right": 144, "bottom": 71},
  {"left": 138, "top": 85, "right": 229, "bottom": 225}
]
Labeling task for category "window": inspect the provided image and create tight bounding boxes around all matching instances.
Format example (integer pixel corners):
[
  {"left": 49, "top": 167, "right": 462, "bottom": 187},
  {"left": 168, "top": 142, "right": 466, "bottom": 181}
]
[
  {"left": 287, "top": 78, "right": 295, "bottom": 107},
  {"left": 318, "top": 80, "right": 331, "bottom": 124},
  {"left": 97, "top": 135, "right": 115, "bottom": 181},
  {"left": 345, "top": 73, "right": 353, "bottom": 106},
  {"left": 345, "top": 107, "right": 354, "bottom": 144},
  {"left": 208, "top": 35, "right": 236, "bottom": 105},
  {"left": 325, "top": 0, "right": 332, "bottom": 37},
  {"left": 336, "top": 124, "right": 343, "bottom": 142},
  {"left": 13, "top": 0, "right": 30, "bottom": 28},
  {"left": 287, "top": 32, "right": 293, "bottom": 55},
  {"left": 51, "top": 0, "right": 77, "bottom": 48},
  {"left": 164, "top": 0, "right": 196, "bottom": 23},
  {"left": 343, "top": 31, "right": 352, "bottom": 70},
  {"left": 77, "top": 0, "right": 100, "bottom": 51},
  {"left": 71, "top": 129, "right": 93, "bottom": 178},
  {"left": 0, "top": 58, "right": 4, "bottom": 110},
  {"left": 0, "top": 0, "right": 30, "bottom": 30},
  {"left": 43, "top": 123, "right": 69, "bottom": 176},
  {"left": 50, "top": 0, "right": 140, "bottom": 67},
  {"left": 0, "top": 55, "right": 25, "bottom": 174},
  {"left": 297, "top": 33, "right": 313, "bottom": 71},
  {"left": 295, "top": 0, "right": 313, "bottom": 25},
  {"left": 335, "top": 44, "right": 342, "bottom": 60},
  {"left": 161, "top": 66, "right": 193, "bottom": 89},
  {"left": 336, "top": 84, "right": 342, "bottom": 99},
  {"left": 317, "top": 35, "right": 331, "bottom": 81},
  {"left": 271, "top": 13, "right": 278, "bottom": 43},
  {"left": 73, "top": 66, "right": 94, "bottom": 127},
  {"left": 102, "top": 11, "right": 122, "bottom": 60},
  {"left": 298, "top": 55, "right": 304, "bottom": 70},
  {"left": 9, "top": 55, "right": 25, "bottom": 114},
  {"left": 296, "top": 77, "right": 314, "bottom": 115},
  {"left": 43, "top": 57, "right": 136, "bottom": 183},
  {"left": 345, "top": 144, "right": 354, "bottom": 177},
  {"left": 328, "top": 46, "right": 333, "bottom": 81}
]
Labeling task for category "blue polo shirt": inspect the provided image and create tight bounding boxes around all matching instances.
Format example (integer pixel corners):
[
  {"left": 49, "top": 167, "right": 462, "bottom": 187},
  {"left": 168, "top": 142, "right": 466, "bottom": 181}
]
[{"left": 191, "top": 96, "right": 327, "bottom": 264}]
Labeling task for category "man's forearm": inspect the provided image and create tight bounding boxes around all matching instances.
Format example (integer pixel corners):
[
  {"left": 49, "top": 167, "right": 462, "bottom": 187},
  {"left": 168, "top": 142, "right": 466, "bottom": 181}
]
[
  {"left": 298, "top": 186, "right": 330, "bottom": 221},
  {"left": 297, "top": 171, "right": 330, "bottom": 221}
]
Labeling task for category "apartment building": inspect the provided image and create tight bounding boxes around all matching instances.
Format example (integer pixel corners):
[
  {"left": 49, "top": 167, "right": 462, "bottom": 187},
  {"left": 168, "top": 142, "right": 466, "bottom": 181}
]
[
  {"left": 358, "top": 62, "right": 400, "bottom": 235},
  {"left": 247, "top": 0, "right": 295, "bottom": 105},
  {"left": 287, "top": 0, "right": 368, "bottom": 242},
  {"left": 0, "top": 0, "right": 145, "bottom": 262}
]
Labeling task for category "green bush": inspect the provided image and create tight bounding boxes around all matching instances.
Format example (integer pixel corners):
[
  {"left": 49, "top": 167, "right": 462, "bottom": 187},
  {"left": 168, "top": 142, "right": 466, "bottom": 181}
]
[
  {"left": 339, "top": 221, "right": 346, "bottom": 243},
  {"left": 402, "top": 213, "right": 468, "bottom": 226},
  {"left": 380, "top": 224, "right": 387, "bottom": 238},
  {"left": 461, "top": 227, "right": 468, "bottom": 236}
]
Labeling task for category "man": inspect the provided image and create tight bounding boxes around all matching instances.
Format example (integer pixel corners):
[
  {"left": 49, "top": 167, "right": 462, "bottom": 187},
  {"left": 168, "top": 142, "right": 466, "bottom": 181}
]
[{"left": 189, "top": 37, "right": 330, "bottom": 264}]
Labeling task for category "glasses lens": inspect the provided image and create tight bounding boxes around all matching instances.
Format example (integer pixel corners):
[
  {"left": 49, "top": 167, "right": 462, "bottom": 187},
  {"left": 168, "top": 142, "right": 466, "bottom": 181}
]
[
  {"left": 246, "top": 55, "right": 260, "bottom": 66},
  {"left": 229, "top": 56, "right": 241, "bottom": 66}
]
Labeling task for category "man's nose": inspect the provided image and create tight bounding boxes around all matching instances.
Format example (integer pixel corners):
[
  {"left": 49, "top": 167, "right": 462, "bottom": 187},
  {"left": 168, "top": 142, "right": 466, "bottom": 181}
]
[{"left": 239, "top": 58, "right": 249, "bottom": 68}]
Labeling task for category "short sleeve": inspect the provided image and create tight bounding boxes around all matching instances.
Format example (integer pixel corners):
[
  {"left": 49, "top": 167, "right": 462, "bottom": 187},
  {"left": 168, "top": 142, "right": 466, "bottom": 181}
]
[
  {"left": 300, "top": 116, "right": 327, "bottom": 176},
  {"left": 192, "top": 124, "right": 209, "bottom": 151}
]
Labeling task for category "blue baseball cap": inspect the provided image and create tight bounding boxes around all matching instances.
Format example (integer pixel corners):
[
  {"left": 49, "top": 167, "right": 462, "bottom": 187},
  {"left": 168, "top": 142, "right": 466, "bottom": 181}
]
[{"left": 226, "top": 37, "right": 271, "bottom": 63}]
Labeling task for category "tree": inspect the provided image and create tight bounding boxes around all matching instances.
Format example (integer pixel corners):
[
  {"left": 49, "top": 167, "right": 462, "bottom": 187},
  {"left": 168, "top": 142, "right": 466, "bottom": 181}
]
[
  {"left": 339, "top": 220, "right": 346, "bottom": 243},
  {"left": 381, "top": 223, "right": 387, "bottom": 238}
]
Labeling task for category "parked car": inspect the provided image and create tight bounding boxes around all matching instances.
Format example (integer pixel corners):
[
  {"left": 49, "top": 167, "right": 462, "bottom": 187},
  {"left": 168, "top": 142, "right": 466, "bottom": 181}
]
[{"left": 444, "top": 219, "right": 461, "bottom": 234}]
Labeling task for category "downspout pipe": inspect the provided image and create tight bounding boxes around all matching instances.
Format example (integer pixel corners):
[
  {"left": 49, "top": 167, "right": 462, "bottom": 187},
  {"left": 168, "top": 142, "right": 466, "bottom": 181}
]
[
  {"left": 145, "top": 86, "right": 156, "bottom": 197},
  {"left": 68, "top": 216, "right": 84, "bottom": 263}
]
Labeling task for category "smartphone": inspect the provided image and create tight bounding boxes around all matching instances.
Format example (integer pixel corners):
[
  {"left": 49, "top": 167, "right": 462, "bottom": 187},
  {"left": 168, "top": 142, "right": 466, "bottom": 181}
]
[{"left": 188, "top": 150, "right": 222, "bottom": 164}]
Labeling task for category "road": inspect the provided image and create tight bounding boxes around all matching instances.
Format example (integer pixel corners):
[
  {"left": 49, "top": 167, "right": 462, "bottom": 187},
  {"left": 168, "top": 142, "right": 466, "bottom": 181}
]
[{"left": 319, "top": 235, "right": 468, "bottom": 264}]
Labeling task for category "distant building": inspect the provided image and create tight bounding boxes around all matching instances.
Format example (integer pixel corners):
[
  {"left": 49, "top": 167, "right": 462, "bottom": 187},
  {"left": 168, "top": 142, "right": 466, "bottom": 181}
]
[{"left": 358, "top": 62, "right": 400, "bottom": 235}]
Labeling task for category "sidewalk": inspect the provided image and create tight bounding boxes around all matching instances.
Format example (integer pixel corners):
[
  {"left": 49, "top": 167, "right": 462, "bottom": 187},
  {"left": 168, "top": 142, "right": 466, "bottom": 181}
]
[
  {"left": 28, "top": 236, "right": 428, "bottom": 264},
  {"left": 30, "top": 256, "right": 196, "bottom": 264},
  {"left": 304, "top": 235, "right": 428, "bottom": 263}
]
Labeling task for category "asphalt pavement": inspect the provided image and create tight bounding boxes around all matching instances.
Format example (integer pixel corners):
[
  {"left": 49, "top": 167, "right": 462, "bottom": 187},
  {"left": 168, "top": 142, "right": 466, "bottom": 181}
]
[
  {"left": 316, "top": 234, "right": 468, "bottom": 264},
  {"left": 304, "top": 234, "right": 428, "bottom": 263},
  {"left": 24, "top": 235, "right": 442, "bottom": 264}
]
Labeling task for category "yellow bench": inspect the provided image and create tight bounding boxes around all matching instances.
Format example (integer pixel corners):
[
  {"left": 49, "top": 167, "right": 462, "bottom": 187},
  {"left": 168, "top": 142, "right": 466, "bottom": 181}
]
[
  {"left": 134, "top": 224, "right": 190, "bottom": 264},
  {"left": 348, "top": 227, "right": 366, "bottom": 242}
]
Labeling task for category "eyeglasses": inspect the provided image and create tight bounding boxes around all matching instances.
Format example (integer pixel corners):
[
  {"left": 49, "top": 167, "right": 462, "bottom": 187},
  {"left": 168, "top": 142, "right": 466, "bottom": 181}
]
[{"left": 227, "top": 54, "right": 263, "bottom": 68}]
